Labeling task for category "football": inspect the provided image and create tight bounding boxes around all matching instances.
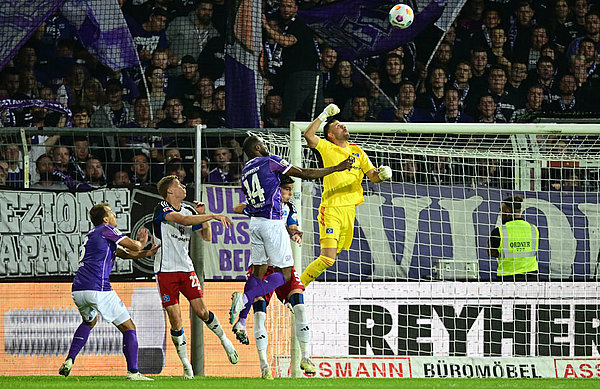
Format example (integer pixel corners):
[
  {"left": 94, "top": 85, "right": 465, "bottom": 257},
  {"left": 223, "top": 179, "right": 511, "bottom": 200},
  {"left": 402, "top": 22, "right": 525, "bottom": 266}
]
[{"left": 389, "top": 3, "right": 414, "bottom": 29}]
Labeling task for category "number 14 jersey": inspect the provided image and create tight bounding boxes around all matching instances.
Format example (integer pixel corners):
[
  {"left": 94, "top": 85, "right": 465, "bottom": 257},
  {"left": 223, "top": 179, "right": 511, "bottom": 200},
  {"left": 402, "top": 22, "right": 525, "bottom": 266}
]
[{"left": 241, "top": 155, "right": 292, "bottom": 220}]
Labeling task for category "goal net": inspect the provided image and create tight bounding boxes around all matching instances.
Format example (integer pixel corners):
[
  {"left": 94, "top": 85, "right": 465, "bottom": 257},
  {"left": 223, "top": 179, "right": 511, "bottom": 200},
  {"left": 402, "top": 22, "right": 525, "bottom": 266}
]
[{"left": 255, "top": 122, "right": 600, "bottom": 379}]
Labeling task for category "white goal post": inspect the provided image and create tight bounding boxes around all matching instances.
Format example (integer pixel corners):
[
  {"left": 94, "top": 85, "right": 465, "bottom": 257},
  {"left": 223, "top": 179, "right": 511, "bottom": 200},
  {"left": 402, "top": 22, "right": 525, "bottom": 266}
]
[{"left": 254, "top": 122, "right": 600, "bottom": 379}]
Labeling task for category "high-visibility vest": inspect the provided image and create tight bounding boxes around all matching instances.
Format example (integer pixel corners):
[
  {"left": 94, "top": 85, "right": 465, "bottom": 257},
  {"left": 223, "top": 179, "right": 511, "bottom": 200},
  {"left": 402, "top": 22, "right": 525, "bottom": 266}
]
[{"left": 497, "top": 219, "right": 539, "bottom": 276}]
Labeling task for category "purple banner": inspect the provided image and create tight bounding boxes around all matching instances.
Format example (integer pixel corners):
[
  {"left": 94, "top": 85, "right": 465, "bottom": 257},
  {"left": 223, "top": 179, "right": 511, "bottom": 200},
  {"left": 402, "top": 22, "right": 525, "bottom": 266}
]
[
  {"left": 0, "top": 0, "right": 65, "bottom": 72},
  {"left": 225, "top": 0, "right": 262, "bottom": 128},
  {"left": 61, "top": 0, "right": 138, "bottom": 71},
  {"left": 298, "top": 0, "right": 446, "bottom": 60}
]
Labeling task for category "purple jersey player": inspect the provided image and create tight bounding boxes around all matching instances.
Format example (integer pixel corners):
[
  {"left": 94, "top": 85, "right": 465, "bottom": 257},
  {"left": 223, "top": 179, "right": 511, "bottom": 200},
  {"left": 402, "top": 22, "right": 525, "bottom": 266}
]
[
  {"left": 59, "top": 203, "right": 159, "bottom": 381},
  {"left": 228, "top": 135, "right": 352, "bottom": 379}
]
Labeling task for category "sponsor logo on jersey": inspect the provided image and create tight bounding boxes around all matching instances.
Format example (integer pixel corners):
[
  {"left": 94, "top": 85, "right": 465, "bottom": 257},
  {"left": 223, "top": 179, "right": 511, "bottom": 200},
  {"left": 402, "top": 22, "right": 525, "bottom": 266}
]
[
  {"left": 352, "top": 152, "right": 359, "bottom": 157},
  {"left": 162, "top": 295, "right": 170, "bottom": 302},
  {"left": 281, "top": 159, "right": 289, "bottom": 166},
  {"left": 163, "top": 207, "right": 172, "bottom": 212},
  {"left": 326, "top": 228, "right": 333, "bottom": 233},
  {"left": 114, "top": 228, "right": 122, "bottom": 235}
]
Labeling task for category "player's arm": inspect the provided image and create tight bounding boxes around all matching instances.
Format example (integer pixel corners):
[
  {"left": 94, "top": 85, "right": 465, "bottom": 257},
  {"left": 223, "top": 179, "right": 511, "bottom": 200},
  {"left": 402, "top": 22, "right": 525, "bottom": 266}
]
[
  {"left": 287, "top": 224, "right": 303, "bottom": 246},
  {"left": 117, "top": 243, "right": 160, "bottom": 259},
  {"left": 191, "top": 201, "right": 214, "bottom": 242},
  {"left": 286, "top": 156, "right": 353, "bottom": 180},
  {"left": 366, "top": 166, "right": 392, "bottom": 183},
  {"left": 304, "top": 104, "right": 340, "bottom": 148},
  {"left": 118, "top": 227, "right": 150, "bottom": 252},
  {"left": 165, "top": 210, "right": 232, "bottom": 228}
]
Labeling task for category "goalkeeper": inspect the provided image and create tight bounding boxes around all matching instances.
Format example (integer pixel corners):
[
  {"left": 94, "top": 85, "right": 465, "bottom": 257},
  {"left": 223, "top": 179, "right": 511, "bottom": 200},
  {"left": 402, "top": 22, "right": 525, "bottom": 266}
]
[{"left": 300, "top": 104, "right": 393, "bottom": 286}]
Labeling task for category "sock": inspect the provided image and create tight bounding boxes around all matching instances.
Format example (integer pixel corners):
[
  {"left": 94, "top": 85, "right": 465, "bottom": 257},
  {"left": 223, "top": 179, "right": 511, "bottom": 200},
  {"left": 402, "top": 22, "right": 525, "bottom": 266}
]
[
  {"left": 122, "top": 330, "right": 139, "bottom": 373},
  {"left": 238, "top": 275, "right": 260, "bottom": 322},
  {"left": 243, "top": 272, "right": 285, "bottom": 312},
  {"left": 300, "top": 255, "right": 335, "bottom": 286},
  {"left": 254, "top": 311, "right": 269, "bottom": 370},
  {"left": 252, "top": 299, "right": 267, "bottom": 313},
  {"left": 170, "top": 328, "right": 189, "bottom": 363},
  {"left": 203, "top": 311, "right": 225, "bottom": 340},
  {"left": 292, "top": 304, "right": 310, "bottom": 359},
  {"left": 67, "top": 322, "right": 92, "bottom": 361}
]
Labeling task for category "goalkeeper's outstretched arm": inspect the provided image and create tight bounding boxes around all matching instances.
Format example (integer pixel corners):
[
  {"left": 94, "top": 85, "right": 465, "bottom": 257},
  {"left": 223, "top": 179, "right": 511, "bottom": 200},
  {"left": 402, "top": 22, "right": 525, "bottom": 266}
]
[
  {"left": 304, "top": 104, "right": 340, "bottom": 148},
  {"left": 366, "top": 165, "right": 393, "bottom": 183}
]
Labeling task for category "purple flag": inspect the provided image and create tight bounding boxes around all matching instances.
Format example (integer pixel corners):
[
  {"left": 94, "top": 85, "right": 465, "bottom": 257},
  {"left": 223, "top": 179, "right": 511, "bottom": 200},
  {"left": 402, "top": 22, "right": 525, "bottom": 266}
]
[
  {"left": 298, "top": 0, "right": 446, "bottom": 60},
  {"left": 225, "top": 0, "right": 263, "bottom": 128},
  {"left": 61, "top": 0, "right": 138, "bottom": 71},
  {"left": 0, "top": 0, "right": 65, "bottom": 72}
]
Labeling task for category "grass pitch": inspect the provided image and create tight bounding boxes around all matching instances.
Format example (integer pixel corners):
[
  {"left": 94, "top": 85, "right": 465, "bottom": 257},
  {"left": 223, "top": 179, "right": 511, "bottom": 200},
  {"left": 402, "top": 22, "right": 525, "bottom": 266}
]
[{"left": 0, "top": 377, "right": 593, "bottom": 388}]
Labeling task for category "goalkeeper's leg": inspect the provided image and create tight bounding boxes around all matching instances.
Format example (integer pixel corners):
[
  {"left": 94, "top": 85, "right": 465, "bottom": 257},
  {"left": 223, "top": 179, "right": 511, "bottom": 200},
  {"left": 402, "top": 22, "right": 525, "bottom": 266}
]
[{"left": 300, "top": 243, "right": 337, "bottom": 286}]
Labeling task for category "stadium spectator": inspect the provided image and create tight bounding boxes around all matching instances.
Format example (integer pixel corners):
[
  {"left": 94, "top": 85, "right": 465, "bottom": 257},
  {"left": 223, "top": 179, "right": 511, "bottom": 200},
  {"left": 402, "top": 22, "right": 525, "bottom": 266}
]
[
  {"left": 508, "top": 1, "right": 537, "bottom": 57},
  {"left": 470, "top": 8, "right": 502, "bottom": 51},
  {"left": 380, "top": 53, "right": 407, "bottom": 98},
  {"left": 469, "top": 46, "right": 490, "bottom": 95},
  {"left": 486, "top": 65, "right": 519, "bottom": 122},
  {"left": 487, "top": 195, "right": 539, "bottom": 281},
  {"left": 1, "top": 144, "right": 23, "bottom": 188},
  {"left": 167, "top": 55, "right": 200, "bottom": 105},
  {"left": 415, "top": 65, "right": 447, "bottom": 114},
  {"left": 111, "top": 170, "right": 132, "bottom": 188},
  {"left": 578, "top": 37, "right": 599, "bottom": 74},
  {"left": 192, "top": 76, "right": 214, "bottom": 121},
  {"left": 81, "top": 78, "right": 107, "bottom": 113},
  {"left": 262, "top": 17, "right": 283, "bottom": 80},
  {"left": 364, "top": 68, "right": 391, "bottom": 119},
  {"left": 2, "top": 67, "right": 21, "bottom": 98},
  {"left": 434, "top": 86, "right": 474, "bottom": 123},
  {"left": 520, "top": 25, "right": 550, "bottom": 71},
  {"left": 158, "top": 96, "right": 186, "bottom": 128},
  {"left": 131, "top": 152, "right": 152, "bottom": 185},
  {"left": 545, "top": 73, "right": 580, "bottom": 112},
  {"left": 262, "top": 90, "right": 283, "bottom": 128},
  {"left": 525, "top": 56, "right": 559, "bottom": 103},
  {"left": 165, "top": 157, "right": 186, "bottom": 182},
  {"left": 103, "top": 69, "right": 140, "bottom": 103},
  {"left": 90, "top": 80, "right": 134, "bottom": 128},
  {"left": 348, "top": 96, "right": 374, "bottom": 122},
  {"left": 72, "top": 135, "right": 93, "bottom": 181},
  {"left": 487, "top": 27, "right": 512, "bottom": 69},
  {"left": 548, "top": 0, "right": 580, "bottom": 53},
  {"left": 431, "top": 42, "right": 454, "bottom": 70},
  {"left": 129, "top": 7, "right": 171, "bottom": 63},
  {"left": 263, "top": 0, "right": 322, "bottom": 126},
  {"left": 477, "top": 92, "right": 506, "bottom": 123},
  {"left": 424, "top": 155, "right": 456, "bottom": 185},
  {"left": 380, "top": 81, "right": 432, "bottom": 122},
  {"left": 505, "top": 60, "right": 528, "bottom": 106},
  {"left": 166, "top": 0, "right": 219, "bottom": 60},
  {"left": 80, "top": 157, "right": 107, "bottom": 190},
  {"left": 125, "top": 97, "right": 156, "bottom": 129},
  {"left": 143, "top": 66, "right": 167, "bottom": 121},
  {"left": 205, "top": 86, "right": 226, "bottom": 127},
  {"left": 324, "top": 59, "right": 361, "bottom": 113},
  {"left": 451, "top": 60, "right": 475, "bottom": 108},
  {"left": 151, "top": 48, "right": 173, "bottom": 79},
  {"left": 31, "top": 154, "right": 67, "bottom": 190},
  {"left": 57, "top": 63, "right": 88, "bottom": 107},
  {"left": 511, "top": 84, "right": 544, "bottom": 122},
  {"left": 320, "top": 45, "right": 338, "bottom": 91},
  {"left": 456, "top": 0, "right": 485, "bottom": 36},
  {"left": 51, "top": 145, "right": 76, "bottom": 189},
  {"left": 208, "top": 147, "right": 232, "bottom": 183},
  {"left": 17, "top": 69, "right": 39, "bottom": 99},
  {"left": 398, "top": 156, "right": 421, "bottom": 184},
  {"left": 566, "top": 10, "right": 600, "bottom": 58}
]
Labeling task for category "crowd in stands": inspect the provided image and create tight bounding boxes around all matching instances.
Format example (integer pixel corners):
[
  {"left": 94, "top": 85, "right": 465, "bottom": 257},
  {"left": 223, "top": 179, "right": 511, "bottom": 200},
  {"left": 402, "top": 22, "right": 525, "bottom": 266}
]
[{"left": 1, "top": 0, "right": 599, "bottom": 191}]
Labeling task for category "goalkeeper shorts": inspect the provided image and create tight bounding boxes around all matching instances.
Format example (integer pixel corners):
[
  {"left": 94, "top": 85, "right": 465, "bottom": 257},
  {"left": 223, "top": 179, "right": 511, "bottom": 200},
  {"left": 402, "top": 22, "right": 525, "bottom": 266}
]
[{"left": 318, "top": 205, "right": 356, "bottom": 252}]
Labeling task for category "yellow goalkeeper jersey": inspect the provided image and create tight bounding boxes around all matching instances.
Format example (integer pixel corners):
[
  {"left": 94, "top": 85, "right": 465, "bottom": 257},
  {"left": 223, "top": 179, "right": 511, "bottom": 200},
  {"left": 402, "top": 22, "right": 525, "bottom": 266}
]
[{"left": 315, "top": 138, "right": 375, "bottom": 207}]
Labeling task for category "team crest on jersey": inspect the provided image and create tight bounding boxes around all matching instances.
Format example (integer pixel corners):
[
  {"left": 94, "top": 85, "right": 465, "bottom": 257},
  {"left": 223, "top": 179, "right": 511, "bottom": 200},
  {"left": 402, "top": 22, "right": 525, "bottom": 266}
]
[
  {"left": 162, "top": 295, "right": 170, "bottom": 302},
  {"left": 280, "top": 159, "right": 289, "bottom": 166},
  {"left": 351, "top": 152, "right": 359, "bottom": 157},
  {"left": 326, "top": 228, "right": 333, "bottom": 233},
  {"left": 114, "top": 228, "right": 122, "bottom": 235},
  {"left": 163, "top": 206, "right": 173, "bottom": 212}
]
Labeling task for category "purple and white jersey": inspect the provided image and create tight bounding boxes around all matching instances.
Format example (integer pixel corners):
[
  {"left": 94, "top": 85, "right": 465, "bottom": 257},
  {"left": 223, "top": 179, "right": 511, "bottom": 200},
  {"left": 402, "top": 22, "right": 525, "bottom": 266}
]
[
  {"left": 72, "top": 224, "right": 126, "bottom": 292},
  {"left": 241, "top": 155, "right": 292, "bottom": 220}
]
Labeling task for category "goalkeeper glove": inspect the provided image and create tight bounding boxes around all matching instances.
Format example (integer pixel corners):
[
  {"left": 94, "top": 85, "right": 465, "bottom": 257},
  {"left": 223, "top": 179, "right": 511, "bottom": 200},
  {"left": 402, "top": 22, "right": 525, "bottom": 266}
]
[
  {"left": 378, "top": 165, "right": 392, "bottom": 181},
  {"left": 318, "top": 104, "right": 340, "bottom": 122}
]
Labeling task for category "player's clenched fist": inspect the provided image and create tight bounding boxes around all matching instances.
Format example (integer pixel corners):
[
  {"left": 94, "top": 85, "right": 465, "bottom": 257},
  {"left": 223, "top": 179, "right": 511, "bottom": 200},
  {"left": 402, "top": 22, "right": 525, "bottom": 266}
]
[
  {"left": 378, "top": 165, "right": 392, "bottom": 181},
  {"left": 318, "top": 103, "right": 340, "bottom": 122}
]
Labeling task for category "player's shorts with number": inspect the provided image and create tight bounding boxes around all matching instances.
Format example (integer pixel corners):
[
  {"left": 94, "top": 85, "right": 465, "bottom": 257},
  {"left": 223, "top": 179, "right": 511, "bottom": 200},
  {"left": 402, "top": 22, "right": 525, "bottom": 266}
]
[
  {"left": 249, "top": 217, "right": 294, "bottom": 268},
  {"left": 156, "top": 271, "right": 203, "bottom": 308},
  {"left": 247, "top": 265, "right": 304, "bottom": 304},
  {"left": 72, "top": 289, "right": 131, "bottom": 325},
  {"left": 318, "top": 205, "right": 356, "bottom": 251}
]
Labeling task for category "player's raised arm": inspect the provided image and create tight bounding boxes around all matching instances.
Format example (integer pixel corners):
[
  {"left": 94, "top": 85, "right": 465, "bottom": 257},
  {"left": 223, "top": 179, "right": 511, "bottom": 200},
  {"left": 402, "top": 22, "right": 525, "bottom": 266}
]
[
  {"left": 304, "top": 104, "right": 340, "bottom": 148},
  {"left": 286, "top": 156, "right": 353, "bottom": 180}
]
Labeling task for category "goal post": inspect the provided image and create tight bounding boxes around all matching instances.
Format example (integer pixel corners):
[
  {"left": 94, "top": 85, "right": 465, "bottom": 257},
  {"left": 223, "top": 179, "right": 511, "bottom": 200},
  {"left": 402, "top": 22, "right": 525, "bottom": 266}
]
[{"left": 257, "top": 122, "right": 600, "bottom": 378}]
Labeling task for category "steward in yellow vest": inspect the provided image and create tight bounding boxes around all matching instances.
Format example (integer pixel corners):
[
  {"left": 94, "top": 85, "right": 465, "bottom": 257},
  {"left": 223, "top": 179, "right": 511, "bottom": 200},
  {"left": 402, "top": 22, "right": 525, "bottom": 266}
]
[{"left": 487, "top": 195, "right": 539, "bottom": 281}]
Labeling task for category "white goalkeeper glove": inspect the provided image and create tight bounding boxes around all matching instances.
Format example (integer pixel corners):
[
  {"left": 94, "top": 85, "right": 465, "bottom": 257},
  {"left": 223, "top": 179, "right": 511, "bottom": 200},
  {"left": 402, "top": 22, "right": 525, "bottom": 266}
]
[
  {"left": 318, "top": 103, "right": 340, "bottom": 122},
  {"left": 378, "top": 165, "right": 392, "bottom": 181}
]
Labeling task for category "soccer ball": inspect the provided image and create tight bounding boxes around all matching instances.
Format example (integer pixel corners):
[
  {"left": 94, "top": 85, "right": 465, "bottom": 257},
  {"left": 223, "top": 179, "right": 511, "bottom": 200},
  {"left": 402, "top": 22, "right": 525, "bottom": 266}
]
[{"left": 389, "top": 4, "right": 414, "bottom": 29}]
